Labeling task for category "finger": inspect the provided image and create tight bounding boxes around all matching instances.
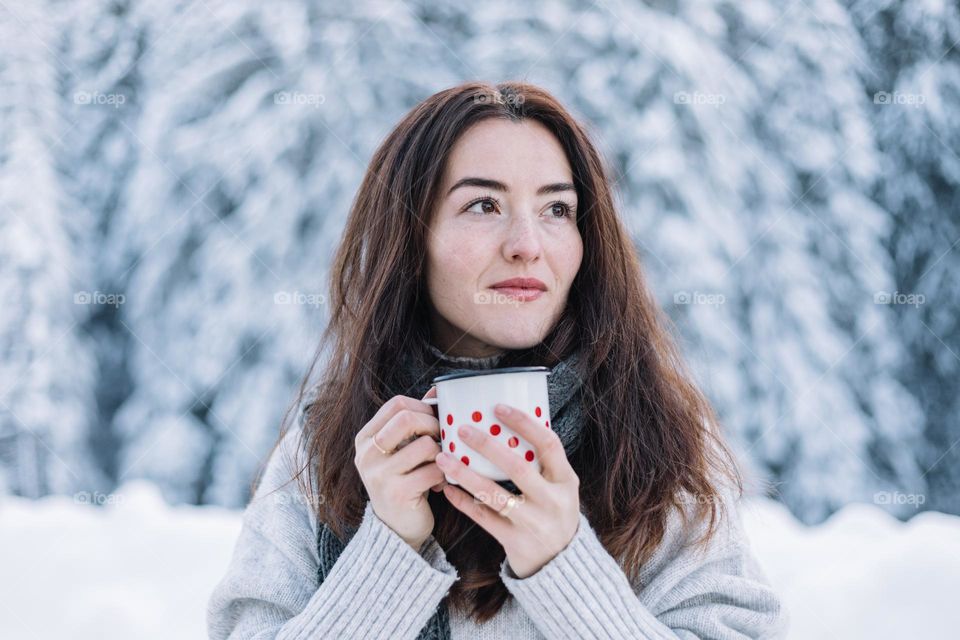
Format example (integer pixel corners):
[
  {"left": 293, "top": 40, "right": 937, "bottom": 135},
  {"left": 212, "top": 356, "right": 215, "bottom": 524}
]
[
  {"left": 388, "top": 434, "right": 441, "bottom": 474},
  {"left": 376, "top": 410, "right": 440, "bottom": 452},
  {"left": 405, "top": 461, "right": 446, "bottom": 495},
  {"left": 454, "top": 423, "right": 549, "bottom": 496},
  {"left": 435, "top": 451, "right": 526, "bottom": 519},
  {"left": 442, "top": 483, "right": 512, "bottom": 541},
  {"left": 423, "top": 385, "right": 439, "bottom": 420},
  {"left": 357, "top": 395, "right": 436, "bottom": 440},
  {"left": 404, "top": 386, "right": 437, "bottom": 433},
  {"left": 492, "top": 404, "right": 573, "bottom": 482}
]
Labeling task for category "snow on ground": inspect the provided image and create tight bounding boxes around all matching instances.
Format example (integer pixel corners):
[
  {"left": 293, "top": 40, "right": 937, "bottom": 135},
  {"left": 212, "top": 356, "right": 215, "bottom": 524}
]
[{"left": 1, "top": 480, "right": 957, "bottom": 639}]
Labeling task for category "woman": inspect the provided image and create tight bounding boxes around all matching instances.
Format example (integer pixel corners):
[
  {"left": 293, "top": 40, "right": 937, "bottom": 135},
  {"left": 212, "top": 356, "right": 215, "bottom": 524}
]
[{"left": 207, "top": 81, "right": 788, "bottom": 639}]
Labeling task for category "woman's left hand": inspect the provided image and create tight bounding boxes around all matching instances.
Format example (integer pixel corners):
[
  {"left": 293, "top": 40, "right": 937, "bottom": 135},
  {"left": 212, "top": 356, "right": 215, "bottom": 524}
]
[{"left": 436, "top": 402, "right": 581, "bottom": 579}]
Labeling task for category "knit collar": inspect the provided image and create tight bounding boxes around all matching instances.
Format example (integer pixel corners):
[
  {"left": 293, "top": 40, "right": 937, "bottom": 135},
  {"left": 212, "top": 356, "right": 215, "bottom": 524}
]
[{"left": 423, "top": 341, "right": 508, "bottom": 369}]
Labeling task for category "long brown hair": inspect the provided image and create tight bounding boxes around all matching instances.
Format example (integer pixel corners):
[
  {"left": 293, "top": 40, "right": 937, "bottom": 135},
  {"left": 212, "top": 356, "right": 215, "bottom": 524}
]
[{"left": 261, "top": 80, "right": 743, "bottom": 623}]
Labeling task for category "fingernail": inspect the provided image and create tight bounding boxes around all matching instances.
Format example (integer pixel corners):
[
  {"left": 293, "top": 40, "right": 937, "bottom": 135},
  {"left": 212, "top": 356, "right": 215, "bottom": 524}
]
[
  {"left": 495, "top": 403, "right": 511, "bottom": 415},
  {"left": 458, "top": 425, "right": 472, "bottom": 439}
]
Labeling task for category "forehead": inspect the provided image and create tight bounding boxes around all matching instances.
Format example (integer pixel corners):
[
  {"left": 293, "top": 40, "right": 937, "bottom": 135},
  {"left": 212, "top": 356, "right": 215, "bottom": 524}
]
[{"left": 441, "top": 118, "right": 574, "bottom": 189}]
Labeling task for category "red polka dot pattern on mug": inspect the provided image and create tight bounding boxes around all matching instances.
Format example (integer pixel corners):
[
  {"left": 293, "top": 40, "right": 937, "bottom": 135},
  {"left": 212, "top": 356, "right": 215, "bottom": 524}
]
[{"left": 440, "top": 407, "right": 545, "bottom": 464}]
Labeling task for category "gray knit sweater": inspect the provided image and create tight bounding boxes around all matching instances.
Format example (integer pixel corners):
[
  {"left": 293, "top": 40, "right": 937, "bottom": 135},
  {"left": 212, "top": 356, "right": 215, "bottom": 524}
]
[{"left": 207, "top": 351, "right": 789, "bottom": 639}]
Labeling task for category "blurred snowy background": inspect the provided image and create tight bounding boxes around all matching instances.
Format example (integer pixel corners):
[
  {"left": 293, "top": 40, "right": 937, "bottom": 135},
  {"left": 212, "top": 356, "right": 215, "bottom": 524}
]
[{"left": 1, "top": 0, "right": 958, "bottom": 637}]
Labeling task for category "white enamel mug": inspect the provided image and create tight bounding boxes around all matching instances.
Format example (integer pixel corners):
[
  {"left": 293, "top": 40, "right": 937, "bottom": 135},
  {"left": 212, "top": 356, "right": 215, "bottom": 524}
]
[{"left": 422, "top": 366, "right": 551, "bottom": 484}]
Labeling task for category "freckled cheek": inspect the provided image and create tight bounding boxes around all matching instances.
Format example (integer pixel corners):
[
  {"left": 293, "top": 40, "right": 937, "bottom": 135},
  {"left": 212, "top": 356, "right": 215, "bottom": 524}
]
[
  {"left": 547, "top": 236, "right": 583, "bottom": 288},
  {"left": 428, "top": 243, "right": 489, "bottom": 300}
]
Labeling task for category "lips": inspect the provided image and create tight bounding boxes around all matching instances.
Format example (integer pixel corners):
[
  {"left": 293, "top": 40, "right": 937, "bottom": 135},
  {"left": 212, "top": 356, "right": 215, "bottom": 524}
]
[
  {"left": 489, "top": 277, "right": 547, "bottom": 303},
  {"left": 489, "top": 277, "right": 547, "bottom": 291}
]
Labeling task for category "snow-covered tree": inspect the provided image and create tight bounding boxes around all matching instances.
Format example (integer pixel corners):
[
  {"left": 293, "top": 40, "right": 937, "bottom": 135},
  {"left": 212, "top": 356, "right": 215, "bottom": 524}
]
[
  {"left": 846, "top": 0, "right": 960, "bottom": 515},
  {"left": 0, "top": 0, "right": 104, "bottom": 497},
  {"left": 55, "top": 0, "right": 154, "bottom": 495}
]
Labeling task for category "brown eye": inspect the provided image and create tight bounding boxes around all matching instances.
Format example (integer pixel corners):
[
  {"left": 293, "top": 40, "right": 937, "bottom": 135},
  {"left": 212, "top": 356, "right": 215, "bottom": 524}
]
[
  {"left": 550, "top": 202, "right": 576, "bottom": 219},
  {"left": 465, "top": 197, "right": 501, "bottom": 215}
]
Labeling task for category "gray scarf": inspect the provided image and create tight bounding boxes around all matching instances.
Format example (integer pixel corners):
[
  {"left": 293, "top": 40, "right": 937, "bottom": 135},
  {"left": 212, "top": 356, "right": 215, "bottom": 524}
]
[{"left": 312, "top": 341, "right": 588, "bottom": 639}]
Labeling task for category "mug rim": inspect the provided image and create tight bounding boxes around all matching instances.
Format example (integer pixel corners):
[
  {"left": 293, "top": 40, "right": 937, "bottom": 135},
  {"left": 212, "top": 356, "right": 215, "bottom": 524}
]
[{"left": 431, "top": 366, "right": 550, "bottom": 384}]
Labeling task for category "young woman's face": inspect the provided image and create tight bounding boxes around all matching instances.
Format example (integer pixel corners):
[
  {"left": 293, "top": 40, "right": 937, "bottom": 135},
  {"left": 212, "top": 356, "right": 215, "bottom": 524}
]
[{"left": 426, "top": 118, "right": 583, "bottom": 357}]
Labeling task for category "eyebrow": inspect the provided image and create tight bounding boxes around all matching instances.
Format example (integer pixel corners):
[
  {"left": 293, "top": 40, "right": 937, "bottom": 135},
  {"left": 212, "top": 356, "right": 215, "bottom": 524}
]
[{"left": 446, "top": 177, "right": 576, "bottom": 197}]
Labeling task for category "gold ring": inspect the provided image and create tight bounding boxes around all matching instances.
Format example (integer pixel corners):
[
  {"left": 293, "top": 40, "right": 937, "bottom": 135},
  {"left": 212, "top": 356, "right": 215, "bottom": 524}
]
[
  {"left": 372, "top": 433, "right": 390, "bottom": 455},
  {"left": 499, "top": 495, "right": 519, "bottom": 517}
]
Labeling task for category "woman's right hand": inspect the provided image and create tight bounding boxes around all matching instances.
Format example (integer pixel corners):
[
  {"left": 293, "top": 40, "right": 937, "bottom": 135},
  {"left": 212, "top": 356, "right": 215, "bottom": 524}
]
[{"left": 354, "top": 386, "right": 446, "bottom": 551}]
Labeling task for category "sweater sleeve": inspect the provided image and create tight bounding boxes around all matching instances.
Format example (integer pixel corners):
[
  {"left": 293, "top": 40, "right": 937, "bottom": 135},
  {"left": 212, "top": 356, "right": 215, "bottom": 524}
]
[
  {"left": 498, "top": 485, "right": 789, "bottom": 640},
  {"left": 206, "top": 427, "right": 460, "bottom": 640}
]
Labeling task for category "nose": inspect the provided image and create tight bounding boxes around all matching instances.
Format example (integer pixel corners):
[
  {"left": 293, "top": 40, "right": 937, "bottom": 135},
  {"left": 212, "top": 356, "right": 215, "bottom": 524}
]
[{"left": 502, "top": 210, "right": 542, "bottom": 263}]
